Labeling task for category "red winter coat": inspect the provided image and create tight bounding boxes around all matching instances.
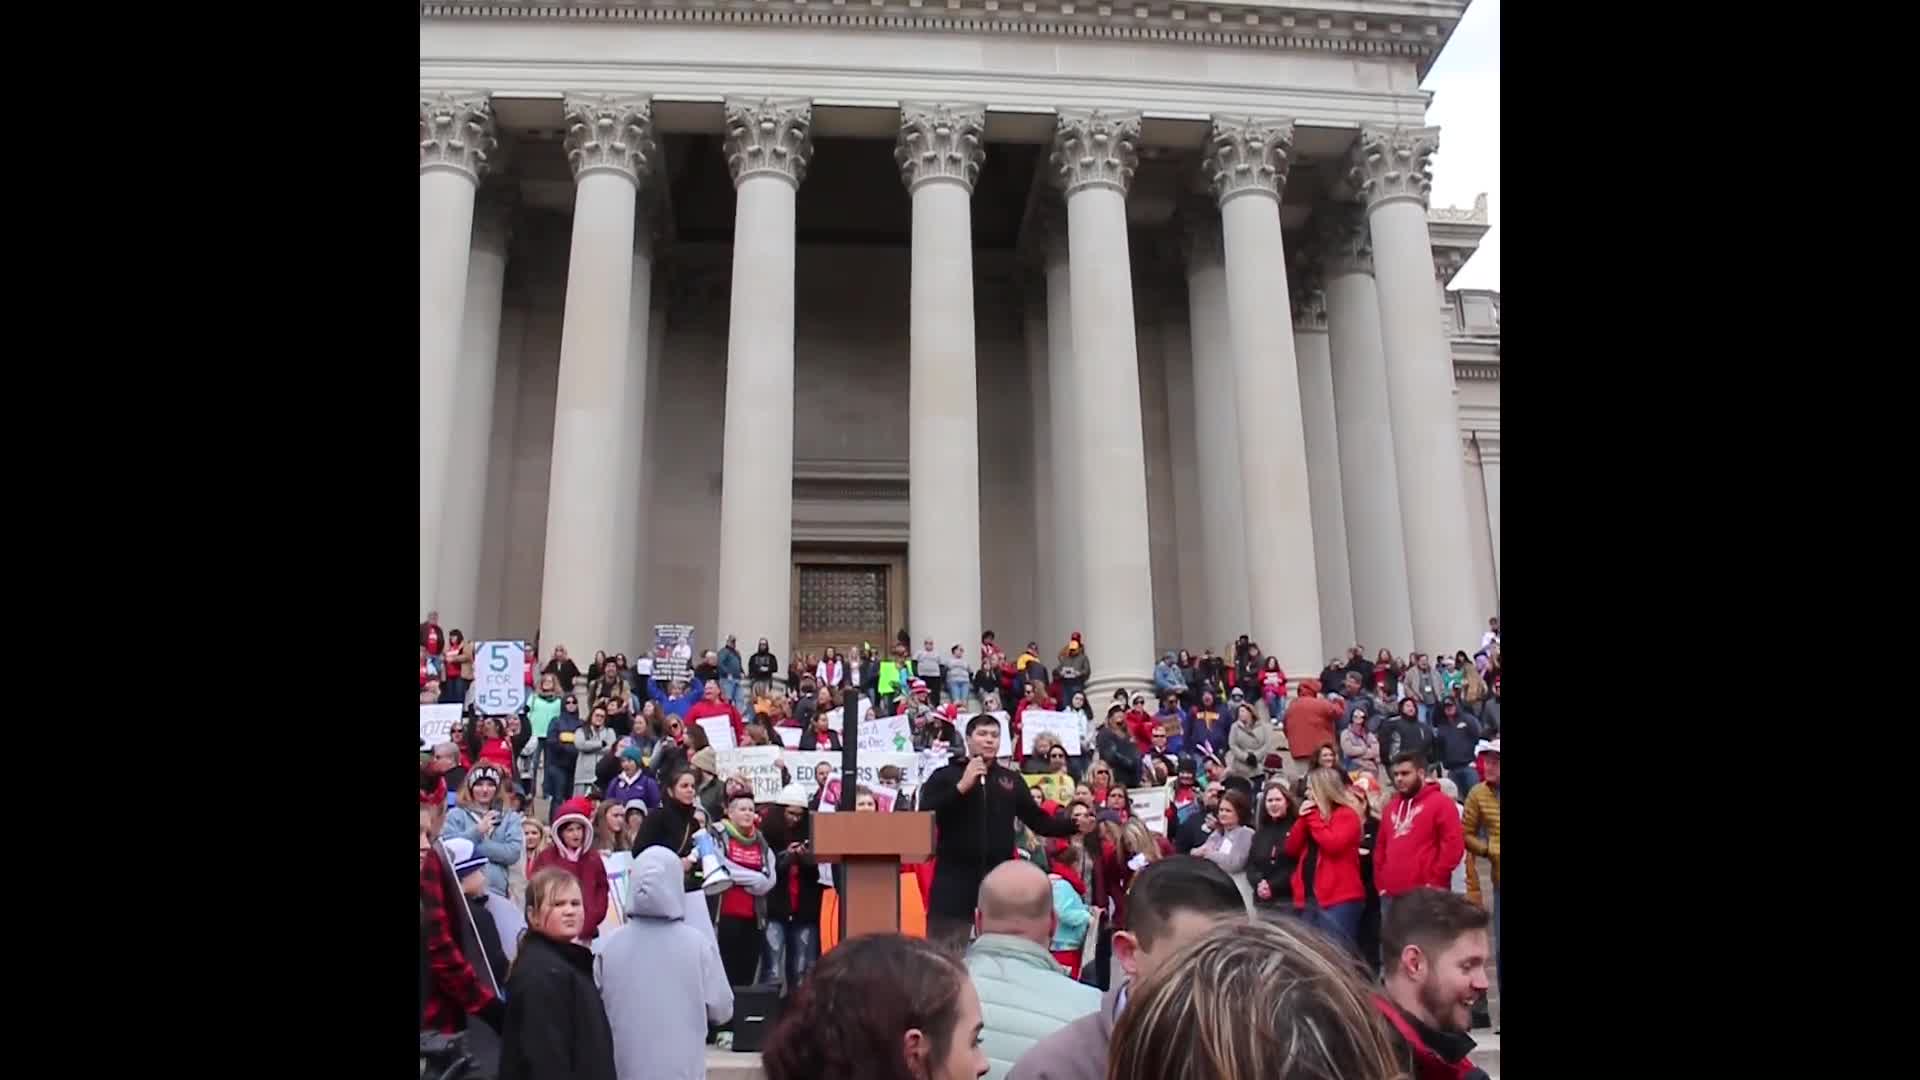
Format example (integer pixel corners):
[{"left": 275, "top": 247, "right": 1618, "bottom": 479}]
[
  {"left": 1373, "top": 782, "right": 1465, "bottom": 899},
  {"left": 532, "top": 842, "right": 612, "bottom": 941},
  {"left": 1126, "top": 708, "right": 1159, "bottom": 754},
  {"left": 1284, "top": 803, "right": 1365, "bottom": 908},
  {"left": 1374, "top": 995, "right": 1483, "bottom": 1080},
  {"left": 685, "top": 699, "right": 746, "bottom": 745}
]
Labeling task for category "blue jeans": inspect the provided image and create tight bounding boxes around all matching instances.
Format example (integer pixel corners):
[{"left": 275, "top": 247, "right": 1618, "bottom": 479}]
[
  {"left": 721, "top": 676, "right": 743, "bottom": 712},
  {"left": 1448, "top": 765, "right": 1479, "bottom": 800},
  {"left": 1304, "top": 899, "right": 1362, "bottom": 955},
  {"left": 762, "top": 920, "right": 819, "bottom": 995},
  {"left": 946, "top": 678, "right": 971, "bottom": 710},
  {"left": 543, "top": 759, "right": 572, "bottom": 811}
]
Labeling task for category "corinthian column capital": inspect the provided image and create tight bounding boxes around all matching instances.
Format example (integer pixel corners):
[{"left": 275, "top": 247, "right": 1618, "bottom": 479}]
[
  {"left": 1049, "top": 108, "right": 1142, "bottom": 197},
  {"left": 896, "top": 103, "right": 987, "bottom": 193},
  {"left": 563, "top": 94, "right": 657, "bottom": 185},
  {"left": 420, "top": 91, "right": 497, "bottom": 182},
  {"left": 724, "top": 97, "right": 814, "bottom": 189},
  {"left": 1315, "top": 205, "right": 1374, "bottom": 277},
  {"left": 1203, "top": 116, "right": 1295, "bottom": 206},
  {"left": 1349, "top": 124, "right": 1440, "bottom": 212}
]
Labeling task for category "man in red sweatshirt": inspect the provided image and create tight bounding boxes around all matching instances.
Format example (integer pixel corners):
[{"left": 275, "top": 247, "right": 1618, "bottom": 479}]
[
  {"left": 1373, "top": 751, "right": 1464, "bottom": 919},
  {"left": 684, "top": 678, "right": 747, "bottom": 746}
]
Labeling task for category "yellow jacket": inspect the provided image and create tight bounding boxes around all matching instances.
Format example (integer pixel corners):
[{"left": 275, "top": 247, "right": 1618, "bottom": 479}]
[{"left": 1461, "top": 782, "right": 1500, "bottom": 905}]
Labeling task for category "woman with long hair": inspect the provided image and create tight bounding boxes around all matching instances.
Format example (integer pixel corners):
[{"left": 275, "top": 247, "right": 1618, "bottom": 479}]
[
  {"left": 1372, "top": 648, "right": 1400, "bottom": 698},
  {"left": 1194, "top": 788, "right": 1255, "bottom": 912},
  {"left": 1084, "top": 760, "right": 1115, "bottom": 807},
  {"left": 762, "top": 933, "right": 987, "bottom": 1080},
  {"left": 442, "top": 763, "right": 525, "bottom": 901},
  {"left": 1284, "top": 766, "right": 1367, "bottom": 953},
  {"left": 530, "top": 796, "right": 613, "bottom": 944},
  {"left": 593, "top": 799, "right": 634, "bottom": 938},
  {"left": 1341, "top": 709, "right": 1383, "bottom": 785},
  {"left": 469, "top": 717, "right": 514, "bottom": 772},
  {"left": 1257, "top": 655, "right": 1288, "bottom": 718},
  {"left": 512, "top": 819, "right": 546, "bottom": 906},
  {"left": 497, "top": 869, "right": 617, "bottom": 1080},
  {"left": 1245, "top": 781, "right": 1298, "bottom": 922},
  {"left": 1108, "top": 919, "right": 1406, "bottom": 1080},
  {"left": 572, "top": 706, "right": 613, "bottom": 798}
]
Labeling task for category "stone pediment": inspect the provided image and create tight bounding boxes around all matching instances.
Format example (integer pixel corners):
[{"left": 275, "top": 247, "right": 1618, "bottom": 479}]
[{"left": 421, "top": 1, "right": 1471, "bottom": 77}]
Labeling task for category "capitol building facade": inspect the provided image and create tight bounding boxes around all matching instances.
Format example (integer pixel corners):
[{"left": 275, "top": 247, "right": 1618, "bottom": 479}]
[{"left": 420, "top": 0, "right": 1500, "bottom": 697}]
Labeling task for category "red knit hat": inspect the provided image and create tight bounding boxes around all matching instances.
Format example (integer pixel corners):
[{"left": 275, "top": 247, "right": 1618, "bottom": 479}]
[{"left": 1071, "top": 632, "right": 1082, "bottom": 642}]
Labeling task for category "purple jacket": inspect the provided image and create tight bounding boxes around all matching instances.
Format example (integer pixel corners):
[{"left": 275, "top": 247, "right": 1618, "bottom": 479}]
[{"left": 606, "top": 770, "right": 661, "bottom": 811}]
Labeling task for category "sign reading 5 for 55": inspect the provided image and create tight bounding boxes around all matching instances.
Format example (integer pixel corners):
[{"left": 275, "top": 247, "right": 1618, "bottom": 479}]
[{"left": 476, "top": 641, "right": 527, "bottom": 715}]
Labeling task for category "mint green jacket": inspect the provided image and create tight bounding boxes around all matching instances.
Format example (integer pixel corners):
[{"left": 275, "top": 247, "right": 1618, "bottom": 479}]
[{"left": 965, "top": 933, "right": 1103, "bottom": 1080}]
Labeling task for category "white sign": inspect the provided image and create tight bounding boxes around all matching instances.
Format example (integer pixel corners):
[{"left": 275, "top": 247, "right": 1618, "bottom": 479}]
[
  {"left": 859, "top": 712, "right": 914, "bottom": 753},
  {"left": 474, "top": 641, "right": 528, "bottom": 715},
  {"left": 775, "top": 726, "right": 802, "bottom": 749},
  {"left": 633, "top": 657, "right": 652, "bottom": 676},
  {"left": 821, "top": 697, "right": 876, "bottom": 733},
  {"left": 695, "top": 715, "right": 737, "bottom": 752},
  {"left": 420, "top": 704, "right": 461, "bottom": 747},
  {"left": 1021, "top": 709, "right": 1082, "bottom": 755},
  {"left": 716, "top": 746, "right": 786, "bottom": 803},
  {"left": 1131, "top": 788, "right": 1170, "bottom": 836},
  {"left": 982, "top": 711, "right": 1013, "bottom": 757},
  {"left": 783, "top": 750, "right": 927, "bottom": 799}
]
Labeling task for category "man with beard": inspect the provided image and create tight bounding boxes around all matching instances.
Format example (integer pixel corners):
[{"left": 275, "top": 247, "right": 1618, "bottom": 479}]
[
  {"left": 919, "top": 713, "right": 1077, "bottom": 948},
  {"left": 1374, "top": 753, "right": 1464, "bottom": 919},
  {"left": 1374, "top": 888, "right": 1492, "bottom": 1080}
]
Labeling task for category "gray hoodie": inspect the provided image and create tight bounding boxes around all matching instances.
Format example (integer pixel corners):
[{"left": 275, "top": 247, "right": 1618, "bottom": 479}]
[{"left": 597, "top": 847, "right": 734, "bottom": 1080}]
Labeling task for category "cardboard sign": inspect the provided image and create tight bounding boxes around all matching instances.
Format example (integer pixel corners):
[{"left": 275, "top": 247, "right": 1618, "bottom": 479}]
[
  {"left": 420, "top": 704, "right": 462, "bottom": 747},
  {"left": 695, "top": 715, "right": 737, "bottom": 752},
  {"left": 716, "top": 746, "right": 786, "bottom": 803},
  {"left": 475, "top": 641, "right": 528, "bottom": 715},
  {"left": 1131, "top": 788, "right": 1170, "bottom": 836},
  {"left": 859, "top": 712, "right": 914, "bottom": 753},
  {"left": 1021, "top": 709, "right": 1082, "bottom": 755}
]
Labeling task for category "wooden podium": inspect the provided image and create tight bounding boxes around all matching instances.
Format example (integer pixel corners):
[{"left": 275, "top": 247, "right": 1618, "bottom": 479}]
[{"left": 813, "top": 809, "right": 933, "bottom": 939}]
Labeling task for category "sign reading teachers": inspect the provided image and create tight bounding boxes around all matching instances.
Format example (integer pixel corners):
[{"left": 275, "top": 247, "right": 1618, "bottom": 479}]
[
  {"left": 716, "top": 746, "right": 786, "bottom": 803},
  {"left": 651, "top": 624, "right": 695, "bottom": 682}
]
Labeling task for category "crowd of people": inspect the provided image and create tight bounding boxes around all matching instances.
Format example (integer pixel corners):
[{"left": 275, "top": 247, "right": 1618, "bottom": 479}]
[{"left": 420, "top": 613, "right": 1502, "bottom": 1080}]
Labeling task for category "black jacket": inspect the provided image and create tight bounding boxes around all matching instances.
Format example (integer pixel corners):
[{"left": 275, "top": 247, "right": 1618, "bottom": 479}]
[
  {"left": 498, "top": 932, "right": 616, "bottom": 1080},
  {"left": 918, "top": 758, "right": 1075, "bottom": 917},
  {"left": 543, "top": 659, "right": 583, "bottom": 690},
  {"left": 1095, "top": 728, "right": 1143, "bottom": 788},
  {"left": 761, "top": 812, "right": 824, "bottom": 923},
  {"left": 633, "top": 797, "right": 703, "bottom": 892},
  {"left": 1432, "top": 709, "right": 1483, "bottom": 767},
  {"left": 1246, "top": 817, "right": 1298, "bottom": 907},
  {"left": 798, "top": 728, "right": 841, "bottom": 751},
  {"left": 748, "top": 650, "right": 780, "bottom": 679},
  {"left": 1379, "top": 715, "right": 1431, "bottom": 765}
]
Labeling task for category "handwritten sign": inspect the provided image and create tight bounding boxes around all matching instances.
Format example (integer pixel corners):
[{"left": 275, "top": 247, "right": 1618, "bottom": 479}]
[
  {"left": 1130, "top": 788, "right": 1170, "bottom": 836},
  {"left": 1021, "top": 709, "right": 1082, "bottom": 755},
  {"left": 859, "top": 712, "right": 914, "bottom": 753},
  {"left": 475, "top": 641, "right": 528, "bottom": 715},
  {"left": 651, "top": 624, "right": 695, "bottom": 682},
  {"left": 696, "top": 715, "right": 737, "bottom": 752},
  {"left": 1024, "top": 773, "right": 1076, "bottom": 807},
  {"left": 420, "top": 704, "right": 462, "bottom": 747},
  {"left": 716, "top": 746, "right": 786, "bottom": 803},
  {"left": 821, "top": 697, "right": 876, "bottom": 733}
]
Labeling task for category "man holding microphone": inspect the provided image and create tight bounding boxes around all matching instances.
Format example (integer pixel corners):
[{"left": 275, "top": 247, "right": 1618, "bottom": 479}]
[{"left": 918, "top": 713, "right": 1078, "bottom": 948}]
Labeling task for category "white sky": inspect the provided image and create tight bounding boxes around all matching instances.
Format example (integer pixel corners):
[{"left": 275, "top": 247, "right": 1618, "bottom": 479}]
[{"left": 1420, "top": 0, "right": 1499, "bottom": 291}]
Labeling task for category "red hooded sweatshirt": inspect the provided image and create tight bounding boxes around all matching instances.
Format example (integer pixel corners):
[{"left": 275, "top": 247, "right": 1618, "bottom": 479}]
[
  {"left": 532, "top": 799, "right": 612, "bottom": 940},
  {"left": 1372, "top": 780, "right": 1465, "bottom": 899}
]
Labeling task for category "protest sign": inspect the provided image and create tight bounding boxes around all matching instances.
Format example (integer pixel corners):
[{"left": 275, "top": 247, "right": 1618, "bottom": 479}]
[
  {"left": 695, "top": 715, "right": 737, "bottom": 752},
  {"left": 1130, "top": 788, "right": 1170, "bottom": 836},
  {"left": 420, "top": 704, "right": 461, "bottom": 747},
  {"left": 474, "top": 641, "right": 528, "bottom": 715},
  {"left": 1024, "top": 773, "right": 1075, "bottom": 807},
  {"left": 817, "top": 778, "right": 897, "bottom": 814},
  {"left": 651, "top": 624, "right": 695, "bottom": 682},
  {"left": 820, "top": 696, "right": 875, "bottom": 733},
  {"left": 783, "top": 750, "right": 925, "bottom": 800},
  {"left": 716, "top": 746, "right": 785, "bottom": 803},
  {"left": 775, "top": 727, "right": 801, "bottom": 749},
  {"left": 859, "top": 712, "right": 914, "bottom": 753},
  {"left": 1020, "top": 709, "right": 1082, "bottom": 755}
]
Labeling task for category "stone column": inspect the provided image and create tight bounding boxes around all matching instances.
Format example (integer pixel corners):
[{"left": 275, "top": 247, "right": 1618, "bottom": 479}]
[
  {"left": 1475, "top": 433, "right": 1500, "bottom": 593},
  {"left": 607, "top": 217, "right": 656, "bottom": 655},
  {"left": 1291, "top": 279, "right": 1356, "bottom": 661},
  {"left": 434, "top": 187, "right": 513, "bottom": 634},
  {"left": 897, "top": 103, "right": 986, "bottom": 659},
  {"left": 1177, "top": 208, "right": 1252, "bottom": 645},
  {"left": 1350, "top": 125, "right": 1483, "bottom": 654},
  {"left": 420, "top": 90, "right": 496, "bottom": 616},
  {"left": 1202, "top": 117, "right": 1321, "bottom": 678},
  {"left": 1038, "top": 198, "right": 1083, "bottom": 657},
  {"left": 1021, "top": 275, "right": 1056, "bottom": 650},
  {"left": 1321, "top": 207, "right": 1416, "bottom": 653},
  {"left": 715, "top": 98, "right": 812, "bottom": 667},
  {"left": 536, "top": 94, "right": 656, "bottom": 657},
  {"left": 1050, "top": 108, "right": 1155, "bottom": 699}
]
